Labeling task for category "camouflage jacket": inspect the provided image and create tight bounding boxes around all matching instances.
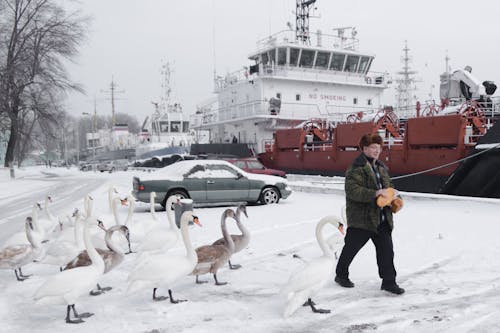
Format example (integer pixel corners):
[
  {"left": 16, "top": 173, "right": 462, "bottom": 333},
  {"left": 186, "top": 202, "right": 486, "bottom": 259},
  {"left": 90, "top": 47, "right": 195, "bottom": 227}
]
[{"left": 344, "top": 153, "right": 394, "bottom": 233}]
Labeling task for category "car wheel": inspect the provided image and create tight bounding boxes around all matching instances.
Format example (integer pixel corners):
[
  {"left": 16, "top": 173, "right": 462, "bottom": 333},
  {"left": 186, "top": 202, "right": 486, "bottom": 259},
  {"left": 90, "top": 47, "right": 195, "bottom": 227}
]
[
  {"left": 260, "top": 187, "right": 280, "bottom": 205},
  {"left": 161, "top": 189, "right": 188, "bottom": 209}
]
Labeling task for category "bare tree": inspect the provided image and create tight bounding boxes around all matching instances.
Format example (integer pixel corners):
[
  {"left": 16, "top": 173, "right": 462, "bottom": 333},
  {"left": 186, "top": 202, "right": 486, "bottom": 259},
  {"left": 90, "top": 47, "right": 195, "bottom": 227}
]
[{"left": 0, "top": 0, "right": 88, "bottom": 168}]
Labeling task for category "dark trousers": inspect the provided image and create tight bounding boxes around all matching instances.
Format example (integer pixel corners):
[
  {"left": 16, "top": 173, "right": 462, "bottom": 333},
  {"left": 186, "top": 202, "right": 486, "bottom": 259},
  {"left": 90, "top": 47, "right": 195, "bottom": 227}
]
[{"left": 335, "top": 225, "right": 397, "bottom": 282}]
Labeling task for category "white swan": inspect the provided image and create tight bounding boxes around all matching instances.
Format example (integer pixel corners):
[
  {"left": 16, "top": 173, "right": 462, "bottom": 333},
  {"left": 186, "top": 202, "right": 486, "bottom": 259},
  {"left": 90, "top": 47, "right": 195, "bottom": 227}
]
[
  {"left": 64, "top": 222, "right": 130, "bottom": 295},
  {"left": 281, "top": 215, "right": 344, "bottom": 318},
  {"left": 136, "top": 194, "right": 179, "bottom": 257},
  {"left": 212, "top": 204, "right": 249, "bottom": 269},
  {"left": 0, "top": 217, "right": 43, "bottom": 281},
  {"left": 3, "top": 203, "right": 45, "bottom": 247},
  {"left": 191, "top": 209, "right": 236, "bottom": 285},
  {"left": 38, "top": 209, "right": 85, "bottom": 270},
  {"left": 37, "top": 195, "right": 59, "bottom": 235},
  {"left": 34, "top": 212, "right": 105, "bottom": 324},
  {"left": 127, "top": 211, "right": 201, "bottom": 302}
]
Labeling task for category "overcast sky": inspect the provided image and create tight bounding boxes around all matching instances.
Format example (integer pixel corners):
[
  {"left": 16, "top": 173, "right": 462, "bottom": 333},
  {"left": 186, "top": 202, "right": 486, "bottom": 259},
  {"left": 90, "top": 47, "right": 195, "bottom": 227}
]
[{"left": 65, "top": 0, "right": 500, "bottom": 124}]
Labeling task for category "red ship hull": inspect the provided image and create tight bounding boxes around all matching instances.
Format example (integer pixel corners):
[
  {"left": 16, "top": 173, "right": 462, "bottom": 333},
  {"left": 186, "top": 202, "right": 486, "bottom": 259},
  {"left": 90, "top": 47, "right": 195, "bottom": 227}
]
[{"left": 258, "top": 105, "right": 490, "bottom": 194}]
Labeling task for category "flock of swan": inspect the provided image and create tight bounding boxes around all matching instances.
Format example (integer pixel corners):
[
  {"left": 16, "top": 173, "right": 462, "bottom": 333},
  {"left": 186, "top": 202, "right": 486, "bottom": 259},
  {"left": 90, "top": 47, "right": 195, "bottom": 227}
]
[{"left": 0, "top": 186, "right": 345, "bottom": 323}]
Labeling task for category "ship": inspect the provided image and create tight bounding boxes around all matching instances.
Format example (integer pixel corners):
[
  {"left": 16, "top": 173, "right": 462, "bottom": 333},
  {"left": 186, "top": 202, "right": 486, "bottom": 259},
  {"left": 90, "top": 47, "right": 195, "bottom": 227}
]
[
  {"left": 136, "top": 61, "right": 193, "bottom": 159},
  {"left": 190, "top": 0, "right": 390, "bottom": 154},
  {"left": 258, "top": 67, "right": 500, "bottom": 198}
]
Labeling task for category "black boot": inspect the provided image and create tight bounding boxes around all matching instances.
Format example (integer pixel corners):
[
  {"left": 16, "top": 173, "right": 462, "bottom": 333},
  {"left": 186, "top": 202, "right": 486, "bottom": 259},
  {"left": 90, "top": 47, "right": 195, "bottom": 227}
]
[
  {"left": 334, "top": 276, "right": 355, "bottom": 288},
  {"left": 381, "top": 280, "right": 405, "bottom": 295}
]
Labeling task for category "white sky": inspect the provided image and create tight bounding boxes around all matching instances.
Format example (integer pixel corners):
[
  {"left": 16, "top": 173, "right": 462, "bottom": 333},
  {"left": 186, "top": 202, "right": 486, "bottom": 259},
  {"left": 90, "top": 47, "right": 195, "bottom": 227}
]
[{"left": 65, "top": 0, "right": 500, "bottom": 124}]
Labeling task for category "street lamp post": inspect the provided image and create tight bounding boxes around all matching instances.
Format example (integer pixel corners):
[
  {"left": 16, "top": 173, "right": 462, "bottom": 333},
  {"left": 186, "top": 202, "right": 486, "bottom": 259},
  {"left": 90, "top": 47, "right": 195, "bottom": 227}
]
[{"left": 83, "top": 105, "right": 97, "bottom": 167}]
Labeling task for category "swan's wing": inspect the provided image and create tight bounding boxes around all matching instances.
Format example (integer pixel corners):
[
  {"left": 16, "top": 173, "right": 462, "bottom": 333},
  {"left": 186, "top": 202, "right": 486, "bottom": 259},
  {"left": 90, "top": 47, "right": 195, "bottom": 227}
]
[
  {"left": 195, "top": 245, "right": 229, "bottom": 263},
  {"left": 138, "top": 229, "right": 177, "bottom": 252},
  {"left": 281, "top": 257, "right": 334, "bottom": 297},
  {"left": 34, "top": 266, "right": 100, "bottom": 300},
  {"left": 0, "top": 245, "right": 31, "bottom": 267},
  {"left": 211, "top": 234, "right": 241, "bottom": 246}
]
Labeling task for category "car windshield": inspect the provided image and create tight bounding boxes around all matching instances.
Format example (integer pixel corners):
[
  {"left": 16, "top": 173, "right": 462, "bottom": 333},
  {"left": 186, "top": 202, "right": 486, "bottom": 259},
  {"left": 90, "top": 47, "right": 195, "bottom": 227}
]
[{"left": 247, "top": 161, "right": 265, "bottom": 170}]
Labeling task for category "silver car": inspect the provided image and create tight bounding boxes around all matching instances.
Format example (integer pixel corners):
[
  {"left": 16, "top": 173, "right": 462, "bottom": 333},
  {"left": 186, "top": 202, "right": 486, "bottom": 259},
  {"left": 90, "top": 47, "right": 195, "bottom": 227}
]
[{"left": 132, "top": 159, "right": 292, "bottom": 207}]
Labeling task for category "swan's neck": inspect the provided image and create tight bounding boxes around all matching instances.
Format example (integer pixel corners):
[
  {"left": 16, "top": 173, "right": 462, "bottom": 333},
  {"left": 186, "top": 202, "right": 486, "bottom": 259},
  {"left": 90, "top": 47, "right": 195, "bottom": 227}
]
[
  {"left": 222, "top": 214, "right": 235, "bottom": 252},
  {"left": 108, "top": 188, "right": 115, "bottom": 212},
  {"left": 165, "top": 196, "right": 177, "bottom": 230},
  {"left": 74, "top": 214, "right": 84, "bottom": 248},
  {"left": 316, "top": 219, "right": 333, "bottom": 257},
  {"left": 45, "top": 198, "right": 55, "bottom": 222},
  {"left": 235, "top": 212, "right": 249, "bottom": 237},
  {"left": 112, "top": 197, "right": 122, "bottom": 225},
  {"left": 26, "top": 222, "right": 41, "bottom": 249},
  {"left": 124, "top": 198, "right": 134, "bottom": 225},
  {"left": 104, "top": 226, "right": 125, "bottom": 254},
  {"left": 149, "top": 195, "right": 157, "bottom": 219},
  {"left": 85, "top": 196, "right": 94, "bottom": 218},
  {"left": 83, "top": 218, "right": 105, "bottom": 273},
  {"left": 180, "top": 213, "right": 196, "bottom": 261},
  {"left": 32, "top": 204, "right": 42, "bottom": 235}
]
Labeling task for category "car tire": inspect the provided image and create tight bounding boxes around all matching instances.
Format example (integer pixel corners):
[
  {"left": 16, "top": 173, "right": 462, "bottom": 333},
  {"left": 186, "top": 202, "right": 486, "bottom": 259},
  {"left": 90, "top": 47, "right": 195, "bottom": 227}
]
[
  {"left": 260, "top": 187, "right": 280, "bottom": 205},
  {"left": 161, "top": 189, "right": 188, "bottom": 209}
]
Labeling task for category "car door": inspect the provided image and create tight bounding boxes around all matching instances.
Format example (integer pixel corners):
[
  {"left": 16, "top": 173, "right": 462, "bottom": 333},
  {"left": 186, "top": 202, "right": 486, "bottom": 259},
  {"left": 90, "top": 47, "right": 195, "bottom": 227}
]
[
  {"left": 205, "top": 164, "right": 250, "bottom": 202},
  {"left": 182, "top": 164, "right": 208, "bottom": 202}
]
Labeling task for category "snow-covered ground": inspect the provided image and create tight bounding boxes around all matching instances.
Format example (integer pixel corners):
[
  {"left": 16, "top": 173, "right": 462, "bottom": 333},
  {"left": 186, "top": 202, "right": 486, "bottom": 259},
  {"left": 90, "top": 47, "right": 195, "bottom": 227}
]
[{"left": 1, "top": 166, "right": 500, "bottom": 332}]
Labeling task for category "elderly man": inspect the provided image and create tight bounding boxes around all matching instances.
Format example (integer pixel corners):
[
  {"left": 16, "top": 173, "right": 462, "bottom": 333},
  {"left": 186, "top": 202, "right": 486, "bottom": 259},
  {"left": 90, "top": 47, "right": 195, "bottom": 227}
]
[{"left": 334, "top": 133, "right": 404, "bottom": 295}]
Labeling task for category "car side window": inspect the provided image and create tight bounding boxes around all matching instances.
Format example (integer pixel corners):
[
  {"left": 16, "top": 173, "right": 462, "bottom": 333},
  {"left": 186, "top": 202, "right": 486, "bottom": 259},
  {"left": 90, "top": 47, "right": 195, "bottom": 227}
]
[
  {"left": 247, "top": 161, "right": 265, "bottom": 170},
  {"left": 185, "top": 164, "right": 206, "bottom": 178},
  {"left": 205, "top": 164, "right": 239, "bottom": 178},
  {"left": 233, "top": 161, "right": 246, "bottom": 169}
]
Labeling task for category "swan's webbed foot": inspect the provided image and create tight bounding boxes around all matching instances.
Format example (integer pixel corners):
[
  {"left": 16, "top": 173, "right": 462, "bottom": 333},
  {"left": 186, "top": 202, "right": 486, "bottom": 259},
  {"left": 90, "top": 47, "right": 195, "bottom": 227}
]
[
  {"left": 14, "top": 269, "right": 28, "bottom": 281},
  {"left": 307, "top": 298, "right": 330, "bottom": 314},
  {"left": 195, "top": 276, "right": 208, "bottom": 284},
  {"left": 152, "top": 288, "right": 169, "bottom": 301},
  {"left": 66, "top": 305, "right": 91, "bottom": 323},
  {"left": 125, "top": 250, "right": 135, "bottom": 255},
  {"left": 168, "top": 289, "right": 187, "bottom": 304},
  {"left": 228, "top": 260, "right": 241, "bottom": 270},
  {"left": 97, "top": 283, "right": 112, "bottom": 292},
  {"left": 303, "top": 300, "right": 316, "bottom": 307},
  {"left": 18, "top": 268, "right": 32, "bottom": 278},
  {"left": 214, "top": 274, "right": 227, "bottom": 286}
]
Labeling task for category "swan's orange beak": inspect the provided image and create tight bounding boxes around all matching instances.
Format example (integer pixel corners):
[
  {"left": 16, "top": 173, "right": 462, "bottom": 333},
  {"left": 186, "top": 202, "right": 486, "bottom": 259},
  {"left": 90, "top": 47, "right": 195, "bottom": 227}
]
[
  {"left": 193, "top": 216, "right": 202, "bottom": 227},
  {"left": 120, "top": 198, "right": 128, "bottom": 206},
  {"left": 338, "top": 224, "right": 345, "bottom": 235}
]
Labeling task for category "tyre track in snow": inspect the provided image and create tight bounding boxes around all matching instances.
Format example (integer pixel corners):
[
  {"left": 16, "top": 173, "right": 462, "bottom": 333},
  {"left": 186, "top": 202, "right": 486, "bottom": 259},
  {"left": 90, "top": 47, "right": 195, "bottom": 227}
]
[{"left": 0, "top": 176, "right": 104, "bottom": 244}]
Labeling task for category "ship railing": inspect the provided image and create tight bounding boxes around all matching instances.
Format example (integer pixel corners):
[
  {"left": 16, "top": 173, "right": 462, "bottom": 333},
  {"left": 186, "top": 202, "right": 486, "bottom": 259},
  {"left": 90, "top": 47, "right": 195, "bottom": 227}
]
[{"left": 254, "top": 30, "right": 359, "bottom": 53}]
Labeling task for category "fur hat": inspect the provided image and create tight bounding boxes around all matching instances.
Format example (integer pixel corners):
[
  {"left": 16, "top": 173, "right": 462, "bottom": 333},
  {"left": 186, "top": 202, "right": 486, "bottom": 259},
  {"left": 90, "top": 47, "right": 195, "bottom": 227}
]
[{"left": 359, "top": 133, "right": 383, "bottom": 149}]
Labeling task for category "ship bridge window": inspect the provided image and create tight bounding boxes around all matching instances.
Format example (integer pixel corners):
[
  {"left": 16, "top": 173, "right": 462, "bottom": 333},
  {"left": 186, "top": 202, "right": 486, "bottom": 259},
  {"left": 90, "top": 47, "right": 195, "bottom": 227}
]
[
  {"left": 315, "top": 51, "right": 330, "bottom": 69},
  {"left": 159, "top": 121, "right": 169, "bottom": 133},
  {"left": 345, "top": 55, "right": 360, "bottom": 73},
  {"left": 358, "top": 56, "right": 371, "bottom": 74},
  {"left": 170, "top": 121, "right": 181, "bottom": 133},
  {"left": 290, "top": 48, "right": 300, "bottom": 66},
  {"left": 277, "top": 48, "right": 287, "bottom": 66},
  {"left": 261, "top": 52, "right": 269, "bottom": 66},
  {"left": 182, "top": 121, "right": 189, "bottom": 132},
  {"left": 330, "top": 53, "right": 346, "bottom": 71},
  {"left": 299, "top": 49, "right": 315, "bottom": 68}
]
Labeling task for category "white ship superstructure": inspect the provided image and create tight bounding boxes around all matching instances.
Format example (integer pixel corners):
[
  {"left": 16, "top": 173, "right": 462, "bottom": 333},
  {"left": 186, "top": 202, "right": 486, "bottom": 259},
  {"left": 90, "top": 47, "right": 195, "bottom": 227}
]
[
  {"left": 191, "top": 0, "right": 389, "bottom": 153},
  {"left": 136, "top": 62, "right": 193, "bottom": 157}
]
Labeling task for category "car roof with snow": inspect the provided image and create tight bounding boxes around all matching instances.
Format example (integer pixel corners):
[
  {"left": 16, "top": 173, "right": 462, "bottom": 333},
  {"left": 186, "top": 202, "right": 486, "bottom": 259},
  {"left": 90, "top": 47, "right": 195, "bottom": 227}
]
[{"left": 137, "top": 159, "right": 287, "bottom": 185}]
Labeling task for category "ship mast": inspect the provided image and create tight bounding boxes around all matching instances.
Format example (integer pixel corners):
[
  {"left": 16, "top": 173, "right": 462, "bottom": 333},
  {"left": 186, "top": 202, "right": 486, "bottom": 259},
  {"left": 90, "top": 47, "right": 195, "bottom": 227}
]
[
  {"left": 395, "top": 41, "right": 419, "bottom": 118},
  {"left": 295, "top": 0, "right": 317, "bottom": 44}
]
